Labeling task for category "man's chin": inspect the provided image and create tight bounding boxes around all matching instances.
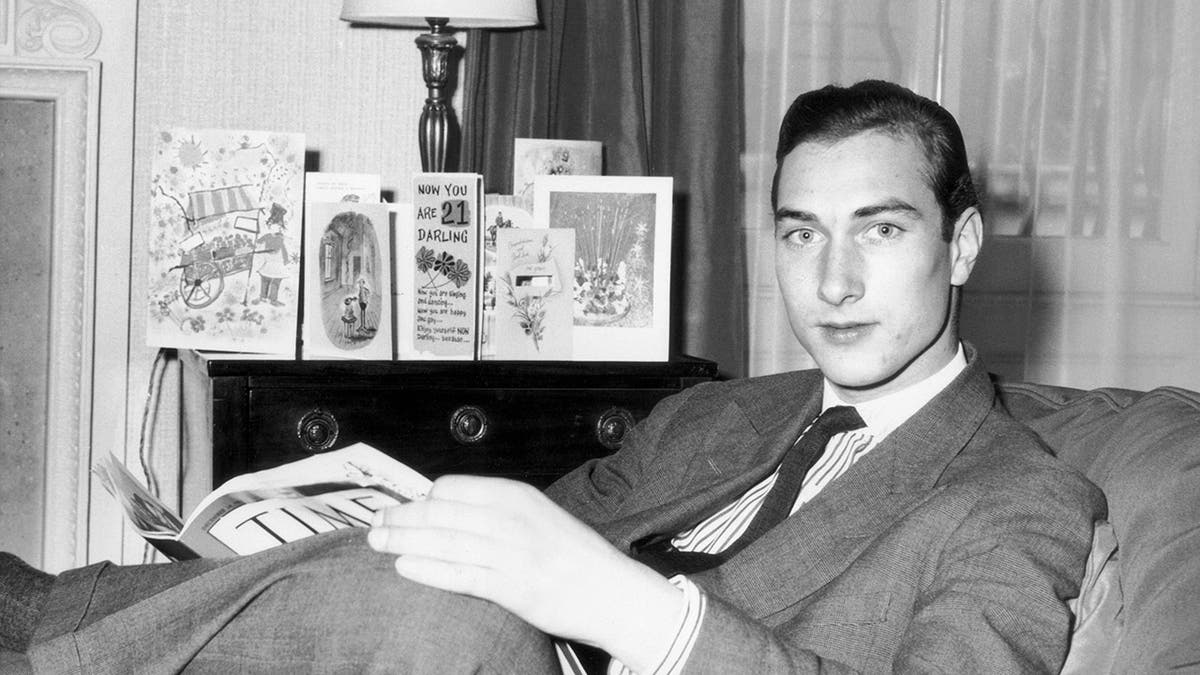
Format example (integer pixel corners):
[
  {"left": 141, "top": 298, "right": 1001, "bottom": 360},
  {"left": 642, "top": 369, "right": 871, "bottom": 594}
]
[
  {"left": 826, "top": 372, "right": 892, "bottom": 393},
  {"left": 816, "top": 355, "right": 904, "bottom": 397}
]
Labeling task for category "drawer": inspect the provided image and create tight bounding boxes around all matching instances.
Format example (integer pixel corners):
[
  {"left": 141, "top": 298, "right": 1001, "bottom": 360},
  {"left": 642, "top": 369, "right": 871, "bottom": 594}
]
[{"left": 221, "top": 386, "right": 677, "bottom": 487}]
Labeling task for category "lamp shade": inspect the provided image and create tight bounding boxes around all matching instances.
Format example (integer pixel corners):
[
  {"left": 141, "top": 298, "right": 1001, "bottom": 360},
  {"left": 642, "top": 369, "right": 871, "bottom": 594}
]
[{"left": 340, "top": 0, "right": 538, "bottom": 29}]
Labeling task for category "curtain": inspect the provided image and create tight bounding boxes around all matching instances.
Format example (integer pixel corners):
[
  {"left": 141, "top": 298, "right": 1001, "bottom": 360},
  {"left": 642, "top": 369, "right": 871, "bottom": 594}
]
[
  {"left": 462, "top": 0, "right": 748, "bottom": 377},
  {"left": 743, "top": 0, "right": 1200, "bottom": 392}
]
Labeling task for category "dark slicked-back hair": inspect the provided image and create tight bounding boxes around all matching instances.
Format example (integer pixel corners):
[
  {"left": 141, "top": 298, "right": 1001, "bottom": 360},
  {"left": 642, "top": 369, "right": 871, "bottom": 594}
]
[{"left": 771, "top": 80, "right": 979, "bottom": 241}]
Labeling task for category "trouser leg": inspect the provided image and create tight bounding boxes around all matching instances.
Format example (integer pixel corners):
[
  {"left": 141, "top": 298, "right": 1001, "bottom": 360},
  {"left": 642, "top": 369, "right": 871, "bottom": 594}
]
[
  {"left": 0, "top": 552, "right": 54, "bottom": 652},
  {"left": 29, "top": 530, "right": 558, "bottom": 674}
]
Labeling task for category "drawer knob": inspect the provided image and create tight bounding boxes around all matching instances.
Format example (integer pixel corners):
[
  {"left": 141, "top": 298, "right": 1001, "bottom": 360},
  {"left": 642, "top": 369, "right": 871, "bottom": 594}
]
[
  {"left": 449, "top": 405, "right": 489, "bottom": 445},
  {"left": 596, "top": 407, "right": 636, "bottom": 451},
  {"left": 297, "top": 409, "right": 339, "bottom": 452}
]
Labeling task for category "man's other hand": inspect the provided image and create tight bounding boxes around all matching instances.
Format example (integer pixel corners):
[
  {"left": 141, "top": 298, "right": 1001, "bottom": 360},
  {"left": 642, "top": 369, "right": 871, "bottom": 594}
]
[{"left": 368, "top": 474, "right": 683, "bottom": 672}]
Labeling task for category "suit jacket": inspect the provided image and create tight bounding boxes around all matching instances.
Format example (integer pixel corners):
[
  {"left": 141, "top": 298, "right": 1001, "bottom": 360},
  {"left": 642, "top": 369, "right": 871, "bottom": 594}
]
[{"left": 546, "top": 344, "right": 1106, "bottom": 673}]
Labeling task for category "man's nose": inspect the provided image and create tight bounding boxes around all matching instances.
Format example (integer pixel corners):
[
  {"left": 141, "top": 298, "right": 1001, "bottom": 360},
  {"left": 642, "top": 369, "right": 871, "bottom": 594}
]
[{"left": 816, "top": 239, "right": 864, "bottom": 305}]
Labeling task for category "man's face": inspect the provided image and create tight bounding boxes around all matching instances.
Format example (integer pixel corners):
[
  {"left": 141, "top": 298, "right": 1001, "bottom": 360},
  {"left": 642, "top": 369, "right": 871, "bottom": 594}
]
[{"left": 773, "top": 131, "right": 980, "bottom": 403}]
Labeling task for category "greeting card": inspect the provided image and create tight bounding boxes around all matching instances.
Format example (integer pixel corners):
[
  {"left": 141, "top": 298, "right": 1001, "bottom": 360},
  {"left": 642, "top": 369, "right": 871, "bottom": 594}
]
[
  {"left": 410, "top": 173, "right": 484, "bottom": 359},
  {"left": 534, "top": 175, "right": 673, "bottom": 361},
  {"left": 480, "top": 193, "right": 538, "bottom": 359},
  {"left": 147, "top": 128, "right": 306, "bottom": 355},
  {"left": 512, "top": 138, "right": 603, "bottom": 209},
  {"left": 304, "top": 172, "right": 380, "bottom": 204},
  {"left": 493, "top": 228, "right": 575, "bottom": 360},
  {"left": 301, "top": 202, "right": 393, "bottom": 360}
]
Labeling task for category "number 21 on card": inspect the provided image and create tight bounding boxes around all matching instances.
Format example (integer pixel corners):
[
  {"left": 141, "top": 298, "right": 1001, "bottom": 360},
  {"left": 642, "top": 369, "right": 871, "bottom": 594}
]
[{"left": 441, "top": 199, "right": 470, "bottom": 226}]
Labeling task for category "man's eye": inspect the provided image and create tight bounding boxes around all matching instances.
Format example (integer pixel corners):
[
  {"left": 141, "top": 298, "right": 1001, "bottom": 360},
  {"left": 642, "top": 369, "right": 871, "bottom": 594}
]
[
  {"left": 871, "top": 223, "right": 902, "bottom": 239},
  {"left": 783, "top": 228, "right": 817, "bottom": 244}
]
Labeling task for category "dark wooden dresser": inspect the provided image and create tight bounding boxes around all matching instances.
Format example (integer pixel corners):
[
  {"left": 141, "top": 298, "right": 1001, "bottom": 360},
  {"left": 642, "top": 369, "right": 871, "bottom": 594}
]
[{"left": 181, "top": 352, "right": 718, "bottom": 489}]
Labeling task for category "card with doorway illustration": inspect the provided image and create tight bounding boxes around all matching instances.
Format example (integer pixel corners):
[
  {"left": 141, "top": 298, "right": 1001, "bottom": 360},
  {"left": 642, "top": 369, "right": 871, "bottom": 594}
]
[
  {"left": 301, "top": 202, "right": 393, "bottom": 360},
  {"left": 492, "top": 228, "right": 574, "bottom": 361}
]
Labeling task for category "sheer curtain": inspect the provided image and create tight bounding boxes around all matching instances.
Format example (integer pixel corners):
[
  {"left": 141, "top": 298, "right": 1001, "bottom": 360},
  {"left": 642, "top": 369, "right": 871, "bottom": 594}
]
[{"left": 743, "top": 0, "right": 1200, "bottom": 391}]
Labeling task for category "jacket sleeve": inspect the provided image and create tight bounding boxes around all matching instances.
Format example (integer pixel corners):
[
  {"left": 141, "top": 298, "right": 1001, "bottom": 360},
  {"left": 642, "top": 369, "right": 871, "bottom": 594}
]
[
  {"left": 677, "top": 466, "right": 1104, "bottom": 673},
  {"left": 544, "top": 382, "right": 709, "bottom": 526}
]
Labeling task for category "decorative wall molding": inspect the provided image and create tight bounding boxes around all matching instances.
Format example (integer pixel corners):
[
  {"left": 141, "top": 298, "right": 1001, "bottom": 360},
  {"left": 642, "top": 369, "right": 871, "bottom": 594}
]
[
  {"left": 0, "top": 57, "right": 99, "bottom": 571},
  {"left": 1, "top": 1, "right": 13, "bottom": 54},
  {"left": 13, "top": 0, "right": 100, "bottom": 57}
]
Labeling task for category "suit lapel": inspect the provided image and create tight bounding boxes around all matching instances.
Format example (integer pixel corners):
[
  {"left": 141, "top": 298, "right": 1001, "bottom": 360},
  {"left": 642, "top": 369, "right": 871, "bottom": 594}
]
[
  {"left": 597, "top": 370, "right": 825, "bottom": 551},
  {"left": 693, "top": 348, "right": 998, "bottom": 621}
]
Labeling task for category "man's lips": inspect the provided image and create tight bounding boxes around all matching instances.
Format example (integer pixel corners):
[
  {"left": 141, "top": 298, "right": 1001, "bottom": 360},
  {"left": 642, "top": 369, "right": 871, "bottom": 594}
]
[{"left": 816, "top": 322, "right": 876, "bottom": 343}]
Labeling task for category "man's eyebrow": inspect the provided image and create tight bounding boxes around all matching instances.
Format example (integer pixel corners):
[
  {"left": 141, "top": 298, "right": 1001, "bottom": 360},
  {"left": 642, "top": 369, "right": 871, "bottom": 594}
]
[
  {"left": 774, "top": 199, "right": 924, "bottom": 222},
  {"left": 854, "top": 199, "right": 923, "bottom": 219},
  {"left": 774, "top": 208, "right": 817, "bottom": 222}
]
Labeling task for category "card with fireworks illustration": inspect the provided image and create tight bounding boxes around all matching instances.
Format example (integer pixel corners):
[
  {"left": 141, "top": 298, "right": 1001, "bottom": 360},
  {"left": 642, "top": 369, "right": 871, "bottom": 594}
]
[
  {"left": 301, "top": 202, "right": 393, "bottom": 360},
  {"left": 146, "top": 128, "right": 305, "bottom": 355},
  {"left": 493, "top": 228, "right": 574, "bottom": 360},
  {"left": 534, "top": 175, "right": 673, "bottom": 361}
]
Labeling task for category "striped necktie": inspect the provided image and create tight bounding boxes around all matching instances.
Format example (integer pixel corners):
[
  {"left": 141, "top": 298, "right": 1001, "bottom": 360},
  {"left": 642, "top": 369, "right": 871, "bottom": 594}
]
[
  {"left": 633, "top": 405, "right": 866, "bottom": 576},
  {"left": 571, "top": 406, "right": 869, "bottom": 674}
]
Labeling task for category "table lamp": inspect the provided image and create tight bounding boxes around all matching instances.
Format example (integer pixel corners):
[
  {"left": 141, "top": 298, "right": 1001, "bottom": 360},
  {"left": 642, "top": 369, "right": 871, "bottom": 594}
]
[{"left": 340, "top": 0, "right": 539, "bottom": 173}]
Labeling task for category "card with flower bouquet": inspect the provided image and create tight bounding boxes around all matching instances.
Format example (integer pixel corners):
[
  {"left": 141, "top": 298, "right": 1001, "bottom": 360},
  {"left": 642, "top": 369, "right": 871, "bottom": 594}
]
[
  {"left": 493, "top": 228, "right": 575, "bottom": 360},
  {"left": 410, "top": 173, "right": 484, "bottom": 359},
  {"left": 534, "top": 175, "right": 673, "bottom": 361},
  {"left": 479, "top": 194, "right": 538, "bottom": 359}
]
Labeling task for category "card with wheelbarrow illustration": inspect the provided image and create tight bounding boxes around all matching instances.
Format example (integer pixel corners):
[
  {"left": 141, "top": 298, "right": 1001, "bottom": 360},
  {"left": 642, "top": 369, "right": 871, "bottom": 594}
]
[{"left": 146, "top": 128, "right": 306, "bottom": 355}]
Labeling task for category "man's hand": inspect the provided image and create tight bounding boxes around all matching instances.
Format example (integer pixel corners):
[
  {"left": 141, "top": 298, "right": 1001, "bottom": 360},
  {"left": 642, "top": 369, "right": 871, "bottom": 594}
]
[{"left": 368, "top": 474, "right": 683, "bottom": 671}]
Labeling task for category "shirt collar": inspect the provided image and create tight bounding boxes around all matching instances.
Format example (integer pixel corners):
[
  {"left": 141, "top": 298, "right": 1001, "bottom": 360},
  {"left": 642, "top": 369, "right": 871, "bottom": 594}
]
[{"left": 821, "top": 342, "right": 967, "bottom": 441}]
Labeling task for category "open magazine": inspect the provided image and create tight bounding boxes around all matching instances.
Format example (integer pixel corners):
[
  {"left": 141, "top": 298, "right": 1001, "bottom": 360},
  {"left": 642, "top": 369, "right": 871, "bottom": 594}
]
[{"left": 94, "top": 443, "right": 431, "bottom": 561}]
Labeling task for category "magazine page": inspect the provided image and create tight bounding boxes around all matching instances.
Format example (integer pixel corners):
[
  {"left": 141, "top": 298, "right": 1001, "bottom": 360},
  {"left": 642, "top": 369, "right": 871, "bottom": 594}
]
[
  {"left": 180, "top": 443, "right": 432, "bottom": 557},
  {"left": 96, "top": 443, "right": 431, "bottom": 560},
  {"left": 93, "top": 454, "right": 208, "bottom": 560},
  {"left": 182, "top": 483, "right": 399, "bottom": 556}
]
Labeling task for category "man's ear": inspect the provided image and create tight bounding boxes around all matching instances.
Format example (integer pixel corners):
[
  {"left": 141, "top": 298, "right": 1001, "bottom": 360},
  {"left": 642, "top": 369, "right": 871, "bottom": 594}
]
[{"left": 949, "top": 206, "right": 983, "bottom": 286}]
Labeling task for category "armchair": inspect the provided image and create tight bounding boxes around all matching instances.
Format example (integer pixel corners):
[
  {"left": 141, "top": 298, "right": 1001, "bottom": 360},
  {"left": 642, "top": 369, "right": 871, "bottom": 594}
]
[{"left": 998, "top": 380, "right": 1200, "bottom": 672}]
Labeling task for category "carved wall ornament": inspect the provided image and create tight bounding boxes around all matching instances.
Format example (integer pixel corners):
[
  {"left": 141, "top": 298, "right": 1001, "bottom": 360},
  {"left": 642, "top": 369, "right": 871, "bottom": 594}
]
[{"left": 16, "top": 0, "right": 100, "bottom": 57}]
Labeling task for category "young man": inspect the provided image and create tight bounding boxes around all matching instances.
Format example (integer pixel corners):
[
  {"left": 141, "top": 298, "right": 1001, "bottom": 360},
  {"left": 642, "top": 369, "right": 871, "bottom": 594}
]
[{"left": 3, "top": 81, "right": 1103, "bottom": 673}]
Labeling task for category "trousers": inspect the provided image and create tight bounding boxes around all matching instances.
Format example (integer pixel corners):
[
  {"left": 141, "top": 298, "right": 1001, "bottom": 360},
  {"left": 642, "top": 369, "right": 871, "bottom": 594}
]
[{"left": 26, "top": 530, "right": 559, "bottom": 674}]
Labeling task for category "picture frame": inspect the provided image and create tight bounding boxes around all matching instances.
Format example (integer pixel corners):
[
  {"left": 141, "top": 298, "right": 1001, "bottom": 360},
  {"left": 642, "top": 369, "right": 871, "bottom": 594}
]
[{"left": 533, "top": 175, "right": 673, "bottom": 361}]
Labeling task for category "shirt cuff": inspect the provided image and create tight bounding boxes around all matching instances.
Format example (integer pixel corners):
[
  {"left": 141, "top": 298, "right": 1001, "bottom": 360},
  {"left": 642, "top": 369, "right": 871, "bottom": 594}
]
[{"left": 610, "top": 574, "right": 707, "bottom": 675}]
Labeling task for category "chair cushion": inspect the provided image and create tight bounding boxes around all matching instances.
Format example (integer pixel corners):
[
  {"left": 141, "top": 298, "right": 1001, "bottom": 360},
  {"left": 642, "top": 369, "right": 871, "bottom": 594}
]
[
  {"left": 996, "top": 381, "right": 1200, "bottom": 672},
  {"left": 1061, "top": 520, "right": 1121, "bottom": 674}
]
